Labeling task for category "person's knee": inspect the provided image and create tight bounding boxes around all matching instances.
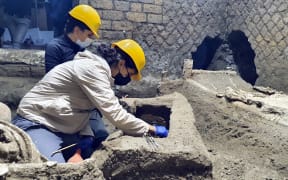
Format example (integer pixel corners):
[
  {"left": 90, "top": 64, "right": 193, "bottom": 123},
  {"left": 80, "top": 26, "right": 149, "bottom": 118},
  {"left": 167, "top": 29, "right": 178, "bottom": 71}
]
[
  {"left": 93, "top": 129, "right": 109, "bottom": 149},
  {"left": 94, "top": 129, "right": 109, "bottom": 140}
]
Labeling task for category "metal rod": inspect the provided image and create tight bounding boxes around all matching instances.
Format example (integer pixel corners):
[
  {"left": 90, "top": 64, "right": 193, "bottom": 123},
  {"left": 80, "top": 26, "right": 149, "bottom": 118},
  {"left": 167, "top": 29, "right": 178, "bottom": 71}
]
[{"left": 51, "top": 143, "right": 77, "bottom": 157}]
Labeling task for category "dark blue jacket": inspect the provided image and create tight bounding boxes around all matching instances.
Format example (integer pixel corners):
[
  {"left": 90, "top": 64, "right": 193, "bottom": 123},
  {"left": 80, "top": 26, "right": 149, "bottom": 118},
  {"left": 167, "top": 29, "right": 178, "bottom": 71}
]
[{"left": 45, "top": 35, "right": 83, "bottom": 72}]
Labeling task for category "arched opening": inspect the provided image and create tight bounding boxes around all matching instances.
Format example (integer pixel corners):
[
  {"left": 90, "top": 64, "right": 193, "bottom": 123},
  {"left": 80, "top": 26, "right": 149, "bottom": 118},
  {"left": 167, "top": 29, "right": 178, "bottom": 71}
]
[
  {"left": 191, "top": 36, "right": 223, "bottom": 69},
  {"left": 228, "top": 30, "right": 258, "bottom": 85},
  {"left": 191, "top": 31, "right": 258, "bottom": 85}
]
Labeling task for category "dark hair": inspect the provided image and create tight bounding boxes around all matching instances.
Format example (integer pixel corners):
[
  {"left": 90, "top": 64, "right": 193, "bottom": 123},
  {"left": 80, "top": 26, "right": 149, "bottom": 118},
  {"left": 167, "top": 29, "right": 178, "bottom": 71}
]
[
  {"left": 114, "top": 47, "right": 137, "bottom": 72},
  {"left": 94, "top": 43, "right": 121, "bottom": 66},
  {"left": 93, "top": 44, "right": 137, "bottom": 72},
  {"left": 64, "top": 15, "right": 90, "bottom": 34}
]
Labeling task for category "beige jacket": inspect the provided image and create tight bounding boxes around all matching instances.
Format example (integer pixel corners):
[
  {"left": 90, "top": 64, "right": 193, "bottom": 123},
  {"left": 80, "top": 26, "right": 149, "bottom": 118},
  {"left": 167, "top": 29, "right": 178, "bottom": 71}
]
[{"left": 17, "top": 50, "right": 150, "bottom": 136}]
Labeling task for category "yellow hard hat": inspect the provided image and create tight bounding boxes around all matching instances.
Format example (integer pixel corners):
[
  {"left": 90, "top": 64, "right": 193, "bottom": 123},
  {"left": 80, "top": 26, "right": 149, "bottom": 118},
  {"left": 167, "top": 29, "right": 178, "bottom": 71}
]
[
  {"left": 112, "top": 39, "right": 146, "bottom": 81},
  {"left": 69, "top": 4, "right": 101, "bottom": 38}
]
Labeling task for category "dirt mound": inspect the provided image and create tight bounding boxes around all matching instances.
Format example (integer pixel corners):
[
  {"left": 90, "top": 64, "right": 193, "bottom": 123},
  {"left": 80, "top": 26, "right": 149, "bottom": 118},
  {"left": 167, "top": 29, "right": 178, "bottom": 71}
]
[{"left": 159, "top": 69, "right": 288, "bottom": 179}]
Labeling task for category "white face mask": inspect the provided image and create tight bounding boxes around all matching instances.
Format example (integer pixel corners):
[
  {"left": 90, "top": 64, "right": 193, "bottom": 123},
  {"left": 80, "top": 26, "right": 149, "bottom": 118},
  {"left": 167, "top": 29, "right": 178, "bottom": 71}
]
[{"left": 76, "top": 38, "right": 94, "bottom": 48}]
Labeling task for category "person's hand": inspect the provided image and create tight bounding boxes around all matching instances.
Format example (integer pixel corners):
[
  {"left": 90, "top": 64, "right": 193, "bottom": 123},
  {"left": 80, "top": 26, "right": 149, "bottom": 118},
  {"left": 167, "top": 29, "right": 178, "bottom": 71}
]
[
  {"left": 154, "top": 125, "right": 168, "bottom": 138},
  {"left": 77, "top": 136, "right": 95, "bottom": 151}
]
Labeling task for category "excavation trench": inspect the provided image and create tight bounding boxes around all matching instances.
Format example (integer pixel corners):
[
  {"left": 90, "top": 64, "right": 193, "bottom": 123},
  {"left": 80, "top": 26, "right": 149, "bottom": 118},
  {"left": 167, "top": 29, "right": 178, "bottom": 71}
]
[{"left": 0, "top": 59, "right": 288, "bottom": 179}]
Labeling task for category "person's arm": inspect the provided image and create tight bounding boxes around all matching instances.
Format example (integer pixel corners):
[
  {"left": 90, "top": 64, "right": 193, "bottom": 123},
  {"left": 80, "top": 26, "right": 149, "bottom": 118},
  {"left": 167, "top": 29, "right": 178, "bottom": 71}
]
[
  {"left": 45, "top": 42, "right": 63, "bottom": 72},
  {"left": 74, "top": 56, "right": 152, "bottom": 136}
]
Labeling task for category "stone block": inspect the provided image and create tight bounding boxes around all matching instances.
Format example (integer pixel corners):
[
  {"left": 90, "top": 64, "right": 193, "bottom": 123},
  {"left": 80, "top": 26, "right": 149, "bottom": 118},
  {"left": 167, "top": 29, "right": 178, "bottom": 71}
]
[
  {"left": 112, "top": 21, "right": 133, "bottom": 31},
  {"left": 275, "top": 32, "right": 284, "bottom": 43},
  {"left": 143, "top": 4, "right": 162, "bottom": 14},
  {"left": 114, "top": 1, "right": 130, "bottom": 11},
  {"left": 147, "top": 14, "right": 162, "bottom": 24},
  {"left": 130, "top": 3, "right": 142, "bottom": 12},
  {"left": 101, "top": 20, "right": 112, "bottom": 30},
  {"left": 262, "top": 14, "right": 270, "bottom": 24},
  {"left": 277, "top": 19, "right": 285, "bottom": 30},
  {"left": 154, "top": 0, "right": 163, "bottom": 5},
  {"left": 272, "top": 13, "right": 281, "bottom": 24},
  {"left": 91, "top": 0, "right": 113, "bottom": 10},
  {"left": 126, "top": 12, "right": 147, "bottom": 22},
  {"left": 139, "top": 0, "right": 154, "bottom": 3},
  {"left": 182, "top": 59, "right": 193, "bottom": 78},
  {"left": 102, "top": 10, "right": 124, "bottom": 20},
  {"left": 268, "top": 4, "right": 277, "bottom": 15},
  {"left": 100, "top": 30, "right": 129, "bottom": 40}
]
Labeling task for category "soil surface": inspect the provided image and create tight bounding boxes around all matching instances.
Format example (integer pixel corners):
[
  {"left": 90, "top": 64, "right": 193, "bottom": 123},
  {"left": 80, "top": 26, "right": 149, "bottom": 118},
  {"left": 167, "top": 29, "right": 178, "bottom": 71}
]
[{"left": 159, "top": 71, "right": 288, "bottom": 180}]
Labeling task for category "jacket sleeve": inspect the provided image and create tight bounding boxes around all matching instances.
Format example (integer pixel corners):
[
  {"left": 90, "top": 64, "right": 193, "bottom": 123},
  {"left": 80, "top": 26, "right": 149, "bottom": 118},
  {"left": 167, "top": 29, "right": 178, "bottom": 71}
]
[
  {"left": 74, "top": 59, "right": 150, "bottom": 136},
  {"left": 45, "top": 42, "right": 63, "bottom": 73}
]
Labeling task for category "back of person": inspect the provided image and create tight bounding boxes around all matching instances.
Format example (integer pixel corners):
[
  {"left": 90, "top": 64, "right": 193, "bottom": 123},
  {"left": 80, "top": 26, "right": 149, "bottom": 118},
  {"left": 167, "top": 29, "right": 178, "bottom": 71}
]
[
  {"left": 44, "top": 4, "right": 101, "bottom": 72},
  {"left": 45, "top": 34, "right": 82, "bottom": 72},
  {"left": 18, "top": 51, "right": 111, "bottom": 134}
]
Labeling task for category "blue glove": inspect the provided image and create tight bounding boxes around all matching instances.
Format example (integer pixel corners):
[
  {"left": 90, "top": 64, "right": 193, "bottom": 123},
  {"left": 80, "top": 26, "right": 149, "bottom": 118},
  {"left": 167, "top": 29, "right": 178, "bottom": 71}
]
[
  {"left": 77, "top": 136, "right": 95, "bottom": 151},
  {"left": 155, "top": 126, "right": 168, "bottom": 138}
]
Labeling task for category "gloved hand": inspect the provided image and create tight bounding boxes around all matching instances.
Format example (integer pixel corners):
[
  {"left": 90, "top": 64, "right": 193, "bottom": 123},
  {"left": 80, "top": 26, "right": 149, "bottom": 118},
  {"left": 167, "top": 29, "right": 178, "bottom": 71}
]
[
  {"left": 77, "top": 136, "right": 95, "bottom": 151},
  {"left": 155, "top": 125, "right": 168, "bottom": 138}
]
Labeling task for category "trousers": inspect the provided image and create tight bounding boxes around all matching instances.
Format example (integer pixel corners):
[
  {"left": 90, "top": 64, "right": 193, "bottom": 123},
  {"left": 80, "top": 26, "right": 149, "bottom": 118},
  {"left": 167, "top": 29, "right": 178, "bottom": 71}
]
[{"left": 12, "top": 110, "right": 108, "bottom": 163}]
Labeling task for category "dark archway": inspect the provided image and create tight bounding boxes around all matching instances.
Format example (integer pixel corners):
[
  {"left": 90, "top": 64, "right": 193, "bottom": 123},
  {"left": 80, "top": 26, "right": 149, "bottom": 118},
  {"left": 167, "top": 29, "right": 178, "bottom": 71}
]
[
  {"left": 228, "top": 30, "right": 258, "bottom": 85},
  {"left": 191, "top": 36, "right": 223, "bottom": 69},
  {"left": 191, "top": 32, "right": 258, "bottom": 85}
]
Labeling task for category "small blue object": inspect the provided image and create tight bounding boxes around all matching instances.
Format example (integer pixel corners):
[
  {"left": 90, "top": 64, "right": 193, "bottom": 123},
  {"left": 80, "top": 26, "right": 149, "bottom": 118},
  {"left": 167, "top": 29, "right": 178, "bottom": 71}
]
[{"left": 155, "top": 126, "right": 168, "bottom": 138}]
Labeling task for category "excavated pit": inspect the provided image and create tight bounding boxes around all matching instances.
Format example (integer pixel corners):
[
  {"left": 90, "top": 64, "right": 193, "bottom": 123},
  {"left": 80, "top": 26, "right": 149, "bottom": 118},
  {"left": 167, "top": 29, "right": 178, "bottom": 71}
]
[
  {"left": 92, "top": 93, "right": 212, "bottom": 179},
  {"left": 135, "top": 105, "right": 170, "bottom": 130}
]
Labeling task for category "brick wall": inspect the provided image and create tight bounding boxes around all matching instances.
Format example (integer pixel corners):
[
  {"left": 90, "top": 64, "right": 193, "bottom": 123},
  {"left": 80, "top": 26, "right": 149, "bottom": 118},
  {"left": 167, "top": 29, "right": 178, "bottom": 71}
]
[{"left": 81, "top": 0, "right": 288, "bottom": 92}]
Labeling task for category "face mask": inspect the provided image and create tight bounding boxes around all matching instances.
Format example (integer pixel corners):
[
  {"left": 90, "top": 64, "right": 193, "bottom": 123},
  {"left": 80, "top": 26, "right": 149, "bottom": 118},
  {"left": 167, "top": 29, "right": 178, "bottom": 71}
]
[
  {"left": 114, "top": 73, "right": 131, "bottom": 86},
  {"left": 76, "top": 38, "right": 94, "bottom": 48}
]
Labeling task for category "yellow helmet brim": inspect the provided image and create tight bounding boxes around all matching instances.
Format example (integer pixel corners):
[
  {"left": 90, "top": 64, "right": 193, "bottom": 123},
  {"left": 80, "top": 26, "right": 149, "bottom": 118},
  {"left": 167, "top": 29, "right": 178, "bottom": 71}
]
[{"left": 69, "top": 5, "right": 101, "bottom": 38}]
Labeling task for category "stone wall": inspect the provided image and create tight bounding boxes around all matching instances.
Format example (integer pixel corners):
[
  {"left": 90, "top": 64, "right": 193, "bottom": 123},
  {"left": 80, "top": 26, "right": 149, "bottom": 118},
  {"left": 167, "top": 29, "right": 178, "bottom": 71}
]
[
  {"left": 81, "top": 0, "right": 288, "bottom": 92},
  {"left": 82, "top": 0, "right": 227, "bottom": 79},
  {"left": 1, "top": 0, "right": 288, "bottom": 92},
  {"left": 226, "top": 0, "right": 288, "bottom": 91}
]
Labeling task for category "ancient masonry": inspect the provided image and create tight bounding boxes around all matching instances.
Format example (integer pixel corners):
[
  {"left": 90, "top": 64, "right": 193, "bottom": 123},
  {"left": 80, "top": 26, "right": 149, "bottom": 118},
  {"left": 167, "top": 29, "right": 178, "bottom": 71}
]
[{"left": 82, "top": 0, "right": 288, "bottom": 93}]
